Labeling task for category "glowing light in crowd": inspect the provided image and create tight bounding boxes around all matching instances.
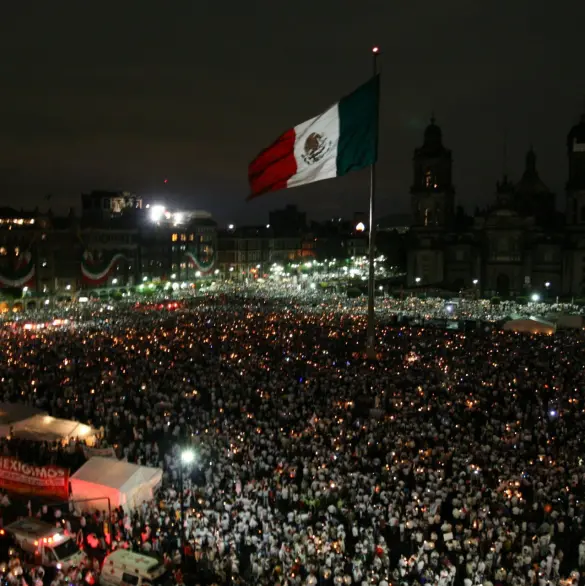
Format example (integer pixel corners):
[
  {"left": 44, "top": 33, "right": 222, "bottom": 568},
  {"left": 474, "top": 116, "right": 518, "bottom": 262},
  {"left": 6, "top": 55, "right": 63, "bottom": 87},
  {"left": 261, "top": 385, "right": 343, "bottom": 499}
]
[{"left": 181, "top": 449, "right": 195, "bottom": 464}]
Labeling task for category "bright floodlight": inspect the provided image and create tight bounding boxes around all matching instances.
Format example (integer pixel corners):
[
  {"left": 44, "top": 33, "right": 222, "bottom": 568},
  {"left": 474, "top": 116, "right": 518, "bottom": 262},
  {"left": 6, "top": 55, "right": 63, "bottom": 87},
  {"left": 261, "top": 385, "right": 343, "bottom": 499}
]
[
  {"left": 372, "top": 46, "right": 380, "bottom": 54},
  {"left": 228, "top": 224, "right": 235, "bottom": 230},
  {"left": 415, "top": 277, "right": 421, "bottom": 284},
  {"left": 181, "top": 449, "right": 195, "bottom": 464},
  {"left": 531, "top": 293, "right": 540, "bottom": 302},
  {"left": 173, "top": 212, "right": 184, "bottom": 225},
  {"left": 150, "top": 205, "right": 165, "bottom": 222},
  {"left": 355, "top": 222, "right": 366, "bottom": 232},
  {"left": 545, "top": 281, "right": 551, "bottom": 288},
  {"left": 472, "top": 279, "right": 479, "bottom": 285},
  {"left": 112, "top": 278, "right": 118, "bottom": 285}
]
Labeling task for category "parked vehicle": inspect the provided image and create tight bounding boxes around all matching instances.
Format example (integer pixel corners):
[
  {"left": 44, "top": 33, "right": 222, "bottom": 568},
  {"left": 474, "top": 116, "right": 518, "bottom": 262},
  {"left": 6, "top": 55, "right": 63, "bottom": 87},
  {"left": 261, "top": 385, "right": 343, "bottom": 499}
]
[
  {"left": 4, "top": 518, "right": 87, "bottom": 570},
  {"left": 99, "top": 550, "right": 168, "bottom": 586}
]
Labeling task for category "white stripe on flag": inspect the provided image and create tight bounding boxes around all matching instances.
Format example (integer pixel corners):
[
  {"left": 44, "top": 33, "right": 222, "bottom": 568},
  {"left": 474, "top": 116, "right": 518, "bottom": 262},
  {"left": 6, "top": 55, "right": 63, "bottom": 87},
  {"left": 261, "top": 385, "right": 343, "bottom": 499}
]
[{"left": 287, "top": 104, "right": 340, "bottom": 188}]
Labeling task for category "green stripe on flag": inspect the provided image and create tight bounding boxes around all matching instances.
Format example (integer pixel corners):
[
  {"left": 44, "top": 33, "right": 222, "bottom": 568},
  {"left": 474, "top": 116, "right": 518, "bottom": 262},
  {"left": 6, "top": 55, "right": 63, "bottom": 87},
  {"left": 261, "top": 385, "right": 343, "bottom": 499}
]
[{"left": 336, "top": 75, "right": 380, "bottom": 177}]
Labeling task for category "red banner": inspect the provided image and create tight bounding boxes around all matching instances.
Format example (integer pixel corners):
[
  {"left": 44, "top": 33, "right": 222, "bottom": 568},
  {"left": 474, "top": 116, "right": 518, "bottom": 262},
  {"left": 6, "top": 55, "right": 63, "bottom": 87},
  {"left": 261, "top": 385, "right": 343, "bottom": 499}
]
[{"left": 0, "top": 457, "right": 69, "bottom": 500}]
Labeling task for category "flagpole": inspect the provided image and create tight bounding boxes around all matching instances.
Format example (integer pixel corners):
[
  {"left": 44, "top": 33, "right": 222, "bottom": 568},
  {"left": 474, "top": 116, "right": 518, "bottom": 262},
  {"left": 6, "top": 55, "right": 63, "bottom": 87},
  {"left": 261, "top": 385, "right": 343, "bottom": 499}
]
[{"left": 366, "top": 46, "right": 380, "bottom": 360}]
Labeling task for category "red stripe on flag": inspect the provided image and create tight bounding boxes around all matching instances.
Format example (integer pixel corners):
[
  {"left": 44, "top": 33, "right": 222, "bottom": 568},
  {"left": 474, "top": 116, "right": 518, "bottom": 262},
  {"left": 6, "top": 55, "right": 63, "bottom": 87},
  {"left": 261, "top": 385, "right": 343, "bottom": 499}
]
[{"left": 248, "top": 129, "right": 297, "bottom": 200}]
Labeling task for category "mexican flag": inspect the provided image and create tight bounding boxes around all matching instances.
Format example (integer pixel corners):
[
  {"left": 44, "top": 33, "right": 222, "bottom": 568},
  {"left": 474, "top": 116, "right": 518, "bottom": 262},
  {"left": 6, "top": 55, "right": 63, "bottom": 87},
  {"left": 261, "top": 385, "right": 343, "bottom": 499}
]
[
  {"left": 81, "top": 251, "right": 126, "bottom": 286},
  {"left": 0, "top": 251, "right": 35, "bottom": 289},
  {"left": 248, "top": 75, "right": 379, "bottom": 199},
  {"left": 185, "top": 250, "right": 216, "bottom": 275}
]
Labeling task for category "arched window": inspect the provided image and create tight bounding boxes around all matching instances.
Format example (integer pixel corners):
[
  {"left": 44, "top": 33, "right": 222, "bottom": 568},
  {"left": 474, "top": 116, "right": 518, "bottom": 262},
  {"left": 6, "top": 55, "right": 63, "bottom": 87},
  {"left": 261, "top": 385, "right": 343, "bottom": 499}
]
[
  {"left": 424, "top": 208, "right": 433, "bottom": 226},
  {"left": 424, "top": 169, "right": 433, "bottom": 188}
]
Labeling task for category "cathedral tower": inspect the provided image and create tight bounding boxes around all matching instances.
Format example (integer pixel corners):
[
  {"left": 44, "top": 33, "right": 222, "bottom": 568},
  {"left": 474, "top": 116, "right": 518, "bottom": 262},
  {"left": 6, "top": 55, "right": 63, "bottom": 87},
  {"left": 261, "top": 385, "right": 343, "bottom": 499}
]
[
  {"left": 410, "top": 118, "right": 455, "bottom": 228},
  {"left": 566, "top": 113, "right": 585, "bottom": 225}
]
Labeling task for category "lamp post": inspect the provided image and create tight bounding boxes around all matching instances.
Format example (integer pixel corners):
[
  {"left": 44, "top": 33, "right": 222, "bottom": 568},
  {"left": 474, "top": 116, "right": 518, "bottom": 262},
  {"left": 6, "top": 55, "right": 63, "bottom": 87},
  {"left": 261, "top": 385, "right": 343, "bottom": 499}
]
[{"left": 179, "top": 449, "right": 195, "bottom": 561}]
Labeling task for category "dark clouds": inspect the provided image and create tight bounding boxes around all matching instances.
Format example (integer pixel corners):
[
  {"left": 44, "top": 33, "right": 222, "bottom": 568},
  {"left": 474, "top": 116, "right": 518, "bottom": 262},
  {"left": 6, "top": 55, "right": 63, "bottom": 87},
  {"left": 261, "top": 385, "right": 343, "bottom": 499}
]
[{"left": 0, "top": 1, "right": 583, "bottom": 223}]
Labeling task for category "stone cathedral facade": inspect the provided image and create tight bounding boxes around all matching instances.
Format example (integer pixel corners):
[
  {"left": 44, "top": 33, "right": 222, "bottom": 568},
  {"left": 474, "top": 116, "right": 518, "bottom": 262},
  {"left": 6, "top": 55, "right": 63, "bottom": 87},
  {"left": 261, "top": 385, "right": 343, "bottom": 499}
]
[{"left": 406, "top": 114, "right": 585, "bottom": 298}]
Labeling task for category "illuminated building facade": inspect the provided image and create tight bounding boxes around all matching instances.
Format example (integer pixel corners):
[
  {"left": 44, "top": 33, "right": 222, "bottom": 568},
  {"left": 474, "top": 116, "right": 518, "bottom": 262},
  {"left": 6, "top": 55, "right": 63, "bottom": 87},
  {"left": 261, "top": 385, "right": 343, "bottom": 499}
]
[
  {"left": 407, "top": 113, "right": 585, "bottom": 298},
  {"left": 0, "top": 195, "right": 217, "bottom": 297}
]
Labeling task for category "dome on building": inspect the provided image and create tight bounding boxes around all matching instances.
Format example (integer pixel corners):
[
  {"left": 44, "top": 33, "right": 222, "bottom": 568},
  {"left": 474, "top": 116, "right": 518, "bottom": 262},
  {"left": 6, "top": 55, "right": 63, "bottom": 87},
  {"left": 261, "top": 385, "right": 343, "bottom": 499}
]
[
  {"left": 424, "top": 117, "right": 442, "bottom": 146},
  {"left": 415, "top": 117, "right": 449, "bottom": 158},
  {"left": 514, "top": 148, "right": 550, "bottom": 196},
  {"left": 567, "top": 114, "right": 585, "bottom": 153}
]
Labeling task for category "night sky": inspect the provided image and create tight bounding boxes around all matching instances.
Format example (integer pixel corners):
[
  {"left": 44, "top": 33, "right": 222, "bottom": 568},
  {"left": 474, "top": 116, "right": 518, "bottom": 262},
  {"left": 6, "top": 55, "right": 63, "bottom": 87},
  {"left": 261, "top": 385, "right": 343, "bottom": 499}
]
[{"left": 0, "top": 1, "right": 584, "bottom": 225}]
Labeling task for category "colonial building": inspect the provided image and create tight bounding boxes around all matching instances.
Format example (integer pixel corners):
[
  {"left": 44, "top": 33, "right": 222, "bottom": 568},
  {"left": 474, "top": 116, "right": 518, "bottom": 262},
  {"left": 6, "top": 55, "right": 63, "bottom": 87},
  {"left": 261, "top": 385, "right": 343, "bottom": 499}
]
[
  {"left": 407, "top": 114, "right": 585, "bottom": 298},
  {"left": 307, "top": 218, "right": 368, "bottom": 261},
  {"left": 0, "top": 194, "right": 217, "bottom": 296},
  {"left": 217, "top": 225, "right": 304, "bottom": 278}
]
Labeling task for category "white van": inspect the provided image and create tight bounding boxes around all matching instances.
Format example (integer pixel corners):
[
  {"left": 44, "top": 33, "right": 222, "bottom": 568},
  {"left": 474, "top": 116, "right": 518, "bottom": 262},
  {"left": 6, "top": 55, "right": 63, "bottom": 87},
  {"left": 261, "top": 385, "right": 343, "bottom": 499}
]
[
  {"left": 99, "top": 549, "right": 168, "bottom": 586},
  {"left": 4, "top": 518, "right": 87, "bottom": 570}
]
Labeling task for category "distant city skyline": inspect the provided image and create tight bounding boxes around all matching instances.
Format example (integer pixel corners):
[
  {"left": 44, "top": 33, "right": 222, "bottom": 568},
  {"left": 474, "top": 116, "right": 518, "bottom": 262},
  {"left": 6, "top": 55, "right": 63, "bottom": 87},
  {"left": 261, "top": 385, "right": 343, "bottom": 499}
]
[{"left": 0, "top": 1, "right": 584, "bottom": 224}]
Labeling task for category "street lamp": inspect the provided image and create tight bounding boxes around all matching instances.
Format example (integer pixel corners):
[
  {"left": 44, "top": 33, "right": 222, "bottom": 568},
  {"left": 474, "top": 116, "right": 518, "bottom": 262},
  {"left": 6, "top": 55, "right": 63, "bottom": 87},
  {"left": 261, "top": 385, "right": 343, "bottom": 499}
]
[
  {"left": 178, "top": 449, "right": 195, "bottom": 561},
  {"left": 545, "top": 281, "right": 551, "bottom": 288},
  {"left": 531, "top": 293, "right": 540, "bottom": 302},
  {"left": 472, "top": 279, "right": 479, "bottom": 285},
  {"left": 415, "top": 277, "right": 421, "bottom": 285},
  {"left": 112, "top": 278, "right": 118, "bottom": 285}
]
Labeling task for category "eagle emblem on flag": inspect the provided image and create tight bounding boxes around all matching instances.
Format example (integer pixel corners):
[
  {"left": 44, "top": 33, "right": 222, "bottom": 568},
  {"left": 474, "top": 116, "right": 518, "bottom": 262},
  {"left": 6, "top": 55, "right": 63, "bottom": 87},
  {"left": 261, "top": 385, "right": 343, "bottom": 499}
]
[{"left": 302, "top": 132, "right": 332, "bottom": 165}]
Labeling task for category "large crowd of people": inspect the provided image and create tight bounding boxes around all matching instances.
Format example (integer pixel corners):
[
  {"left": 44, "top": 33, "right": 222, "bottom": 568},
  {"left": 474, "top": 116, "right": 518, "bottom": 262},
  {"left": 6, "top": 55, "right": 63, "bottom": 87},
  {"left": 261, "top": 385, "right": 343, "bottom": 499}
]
[{"left": 0, "top": 292, "right": 584, "bottom": 585}]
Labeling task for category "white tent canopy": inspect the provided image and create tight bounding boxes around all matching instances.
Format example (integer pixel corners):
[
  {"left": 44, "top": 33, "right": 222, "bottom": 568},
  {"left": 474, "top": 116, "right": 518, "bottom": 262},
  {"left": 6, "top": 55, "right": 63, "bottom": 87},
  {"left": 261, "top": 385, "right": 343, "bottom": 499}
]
[
  {"left": 0, "top": 402, "right": 45, "bottom": 438},
  {"left": 11, "top": 414, "right": 97, "bottom": 444},
  {"left": 0, "top": 403, "right": 97, "bottom": 444},
  {"left": 502, "top": 316, "right": 555, "bottom": 335},
  {"left": 70, "top": 457, "right": 163, "bottom": 512}
]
